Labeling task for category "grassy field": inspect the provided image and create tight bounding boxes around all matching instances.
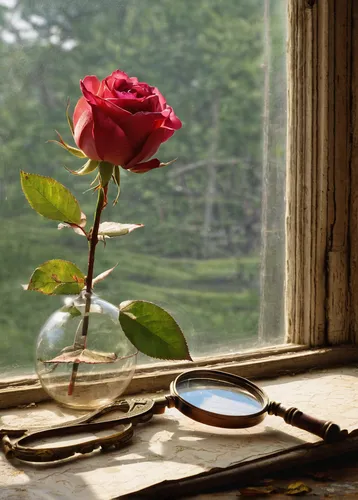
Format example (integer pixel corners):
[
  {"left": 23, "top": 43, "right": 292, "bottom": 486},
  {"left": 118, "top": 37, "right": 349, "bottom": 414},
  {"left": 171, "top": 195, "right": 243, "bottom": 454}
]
[{"left": 0, "top": 216, "right": 261, "bottom": 372}]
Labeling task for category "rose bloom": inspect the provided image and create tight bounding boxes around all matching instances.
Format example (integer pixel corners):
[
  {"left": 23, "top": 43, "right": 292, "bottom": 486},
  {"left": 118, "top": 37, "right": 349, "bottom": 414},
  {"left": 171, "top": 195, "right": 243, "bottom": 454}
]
[{"left": 73, "top": 70, "right": 182, "bottom": 173}]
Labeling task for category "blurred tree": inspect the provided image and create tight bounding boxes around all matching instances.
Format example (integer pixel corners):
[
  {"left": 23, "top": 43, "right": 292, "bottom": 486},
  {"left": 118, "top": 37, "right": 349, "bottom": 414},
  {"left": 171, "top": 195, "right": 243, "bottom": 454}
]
[{"left": 0, "top": 0, "right": 286, "bottom": 368}]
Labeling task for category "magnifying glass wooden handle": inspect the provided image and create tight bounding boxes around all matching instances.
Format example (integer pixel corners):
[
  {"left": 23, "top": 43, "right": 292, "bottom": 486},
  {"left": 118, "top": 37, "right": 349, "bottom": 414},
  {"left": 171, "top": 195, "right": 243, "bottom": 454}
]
[{"left": 268, "top": 401, "right": 345, "bottom": 442}]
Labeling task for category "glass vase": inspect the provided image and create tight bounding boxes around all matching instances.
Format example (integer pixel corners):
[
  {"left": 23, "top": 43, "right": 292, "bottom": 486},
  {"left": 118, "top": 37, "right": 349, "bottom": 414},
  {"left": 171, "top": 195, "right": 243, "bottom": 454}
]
[{"left": 35, "top": 292, "right": 137, "bottom": 410}]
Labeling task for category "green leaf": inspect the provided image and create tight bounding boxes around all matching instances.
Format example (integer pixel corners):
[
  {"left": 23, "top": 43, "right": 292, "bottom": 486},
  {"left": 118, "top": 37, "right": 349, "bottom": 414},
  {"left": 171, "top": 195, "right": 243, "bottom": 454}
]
[
  {"left": 98, "top": 222, "right": 144, "bottom": 239},
  {"left": 20, "top": 171, "right": 82, "bottom": 224},
  {"left": 113, "top": 165, "right": 121, "bottom": 205},
  {"left": 99, "top": 161, "right": 114, "bottom": 187},
  {"left": 60, "top": 305, "right": 81, "bottom": 317},
  {"left": 66, "top": 159, "right": 99, "bottom": 176},
  {"left": 66, "top": 98, "right": 74, "bottom": 136},
  {"left": 119, "top": 300, "right": 192, "bottom": 360},
  {"left": 49, "top": 131, "right": 87, "bottom": 158},
  {"left": 26, "top": 259, "right": 85, "bottom": 295}
]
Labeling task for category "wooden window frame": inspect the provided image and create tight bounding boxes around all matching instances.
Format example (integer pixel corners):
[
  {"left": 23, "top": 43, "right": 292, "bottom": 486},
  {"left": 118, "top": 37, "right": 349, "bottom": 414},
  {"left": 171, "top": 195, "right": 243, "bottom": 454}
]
[
  {"left": 286, "top": 0, "right": 355, "bottom": 346},
  {"left": 2, "top": 344, "right": 358, "bottom": 409},
  {"left": 1, "top": 0, "right": 358, "bottom": 409}
]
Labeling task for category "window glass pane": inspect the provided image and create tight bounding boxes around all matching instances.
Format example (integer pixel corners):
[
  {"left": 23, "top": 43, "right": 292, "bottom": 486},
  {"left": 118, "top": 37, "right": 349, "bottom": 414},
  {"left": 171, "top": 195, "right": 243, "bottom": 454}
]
[{"left": 0, "top": 0, "right": 286, "bottom": 374}]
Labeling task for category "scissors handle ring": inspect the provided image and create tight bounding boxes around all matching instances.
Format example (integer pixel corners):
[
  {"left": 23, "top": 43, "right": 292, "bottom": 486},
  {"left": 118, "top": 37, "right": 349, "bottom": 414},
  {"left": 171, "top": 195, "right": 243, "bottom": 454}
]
[
  {"left": 1, "top": 397, "right": 160, "bottom": 463},
  {"left": 2, "top": 423, "right": 133, "bottom": 463}
]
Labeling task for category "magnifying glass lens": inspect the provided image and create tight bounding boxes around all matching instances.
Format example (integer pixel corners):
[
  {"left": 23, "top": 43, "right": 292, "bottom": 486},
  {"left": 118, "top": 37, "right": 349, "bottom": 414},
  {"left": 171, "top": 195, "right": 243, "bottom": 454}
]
[{"left": 176, "top": 377, "right": 264, "bottom": 416}]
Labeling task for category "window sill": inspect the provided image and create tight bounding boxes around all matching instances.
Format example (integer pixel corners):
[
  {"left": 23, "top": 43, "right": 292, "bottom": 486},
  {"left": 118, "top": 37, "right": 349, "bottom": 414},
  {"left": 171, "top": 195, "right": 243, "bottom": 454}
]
[
  {"left": 1, "top": 364, "right": 358, "bottom": 498},
  {"left": 2, "top": 344, "right": 358, "bottom": 409}
]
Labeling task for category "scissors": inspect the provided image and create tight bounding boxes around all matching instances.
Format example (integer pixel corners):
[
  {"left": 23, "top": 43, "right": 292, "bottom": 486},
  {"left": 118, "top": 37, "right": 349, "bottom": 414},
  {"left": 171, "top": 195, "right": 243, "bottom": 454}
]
[{"left": 0, "top": 369, "right": 347, "bottom": 463}]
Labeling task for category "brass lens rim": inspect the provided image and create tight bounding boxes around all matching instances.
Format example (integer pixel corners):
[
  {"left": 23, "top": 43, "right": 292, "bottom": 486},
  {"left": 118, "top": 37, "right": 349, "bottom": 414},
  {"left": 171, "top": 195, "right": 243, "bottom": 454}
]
[{"left": 170, "top": 369, "right": 269, "bottom": 429}]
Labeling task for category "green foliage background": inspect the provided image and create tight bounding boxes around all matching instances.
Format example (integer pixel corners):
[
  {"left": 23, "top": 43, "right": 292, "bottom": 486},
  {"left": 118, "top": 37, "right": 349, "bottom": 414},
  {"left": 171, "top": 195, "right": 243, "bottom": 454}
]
[{"left": 0, "top": 0, "right": 286, "bottom": 372}]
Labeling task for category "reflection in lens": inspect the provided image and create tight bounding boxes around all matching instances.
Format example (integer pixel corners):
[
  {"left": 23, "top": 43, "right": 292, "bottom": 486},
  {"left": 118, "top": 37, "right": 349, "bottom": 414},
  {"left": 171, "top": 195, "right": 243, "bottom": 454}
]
[{"left": 176, "top": 378, "right": 263, "bottom": 416}]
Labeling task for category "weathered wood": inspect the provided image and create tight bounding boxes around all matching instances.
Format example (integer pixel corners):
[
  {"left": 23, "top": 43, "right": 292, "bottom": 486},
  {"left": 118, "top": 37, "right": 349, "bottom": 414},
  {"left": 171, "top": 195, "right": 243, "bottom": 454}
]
[
  {"left": 327, "top": 0, "right": 352, "bottom": 343},
  {"left": 286, "top": 0, "right": 325, "bottom": 345},
  {"left": 349, "top": 0, "right": 358, "bottom": 342},
  {"left": 131, "top": 346, "right": 358, "bottom": 395},
  {"left": 286, "top": 0, "right": 353, "bottom": 346},
  {"left": 2, "top": 345, "right": 358, "bottom": 409},
  {"left": 0, "top": 343, "right": 305, "bottom": 391}
]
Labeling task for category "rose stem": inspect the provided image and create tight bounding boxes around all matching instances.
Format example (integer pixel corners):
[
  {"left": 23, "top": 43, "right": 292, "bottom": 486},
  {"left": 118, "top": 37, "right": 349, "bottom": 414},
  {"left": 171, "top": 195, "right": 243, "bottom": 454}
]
[{"left": 68, "top": 185, "right": 107, "bottom": 396}]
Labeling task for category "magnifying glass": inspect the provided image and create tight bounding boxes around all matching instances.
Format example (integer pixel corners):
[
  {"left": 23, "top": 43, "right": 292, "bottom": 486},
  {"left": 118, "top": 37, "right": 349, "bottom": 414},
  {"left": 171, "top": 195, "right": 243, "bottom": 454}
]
[
  {"left": 168, "top": 370, "right": 343, "bottom": 440},
  {"left": 1, "top": 369, "right": 346, "bottom": 463}
]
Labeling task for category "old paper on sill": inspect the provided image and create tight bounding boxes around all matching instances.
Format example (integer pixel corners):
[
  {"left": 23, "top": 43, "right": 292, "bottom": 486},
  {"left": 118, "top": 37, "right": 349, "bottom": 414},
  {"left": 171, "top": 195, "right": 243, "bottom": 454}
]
[{"left": 1, "top": 367, "right": 358, "bottom": 499}]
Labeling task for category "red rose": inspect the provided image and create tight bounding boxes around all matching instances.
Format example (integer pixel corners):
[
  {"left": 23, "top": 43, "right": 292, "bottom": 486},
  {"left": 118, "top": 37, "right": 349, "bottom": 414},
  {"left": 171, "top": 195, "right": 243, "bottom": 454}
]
[{"left": 73, "top": 70, "right": 181, "bottom": 173}]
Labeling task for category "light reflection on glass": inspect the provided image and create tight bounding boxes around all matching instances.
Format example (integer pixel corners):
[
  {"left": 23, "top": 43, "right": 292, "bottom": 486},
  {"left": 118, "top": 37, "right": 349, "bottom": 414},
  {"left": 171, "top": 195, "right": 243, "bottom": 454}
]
[{"left": 176, "top": 378, "right": 263, "bottom": 416}]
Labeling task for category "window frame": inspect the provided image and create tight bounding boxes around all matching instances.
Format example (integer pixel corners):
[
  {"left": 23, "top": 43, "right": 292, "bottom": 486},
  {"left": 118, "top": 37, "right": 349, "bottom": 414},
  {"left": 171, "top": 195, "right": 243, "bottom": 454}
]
[
  {"left": 1, "top": 0, "right": 357, "bottom": 409},
  {"left": 2, "top": 344, "right": 358, "bottom": 409},
  {"left": 286, "top": 0, "right": 354, "bottom": 346}
]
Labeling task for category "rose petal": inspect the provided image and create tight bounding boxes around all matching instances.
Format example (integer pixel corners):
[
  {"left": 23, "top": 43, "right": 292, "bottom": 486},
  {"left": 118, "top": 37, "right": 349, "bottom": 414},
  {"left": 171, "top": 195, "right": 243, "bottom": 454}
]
[
  {"left": 81, "top": 75, "right": 101, "bottom": 95},
  {"left": 97, "top": 79, "right": 108, "bottom": 97},
  {"left": 97, "top": 79, "right": 114, "bottom": 98},
  {"left": 91, "top": 105, "right": 133, "bottom": 165},
  {"left": 164, "top": 106, "right": 182, "bottom": 130},
  {"left": 124, "top": 127, "right": 175, "bottom": 170},
  {"left": 152, "top": 87, "right": 167, "bottom": 110},
  {"left": 132, "top": 83, "right": 153, "bottom": 97},
  {"left": 146, "top": 94, "right": 161, "bottom": 112},
  {"left": 105, "top": 70, "right": 132, "bottom": 91},
  {"left": 81, "top": 81, "right": 131, "bottom": 122},
  {"left": 110, "top": 95, "right": 155, "bottom": 114},
  {"left": 81, "top": 89, "right": 166, "bottom": 152},
  {"left": 128, "top": 75, "right": 139, "bottom": 86},
  {"left": 127, "top": 158, "right": 161, "bottom": 174},
  {"left": 74, "top": 108, "right": 101, "bottom": 161},
  {"left": 73, "top": 96, "right": 90, "bottom": 130},
  {"left": 119, "top": 111, "right": 167, "bottom": 150},
  {"left": 110, "top": 94, "right": 160, "bottom": 113}
]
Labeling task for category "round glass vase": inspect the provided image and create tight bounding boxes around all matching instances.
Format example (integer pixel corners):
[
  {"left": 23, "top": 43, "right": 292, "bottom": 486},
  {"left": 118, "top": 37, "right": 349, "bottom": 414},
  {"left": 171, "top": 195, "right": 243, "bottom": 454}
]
[{"left": 36, "top": 292, "right": 137, "bottom": 410}]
